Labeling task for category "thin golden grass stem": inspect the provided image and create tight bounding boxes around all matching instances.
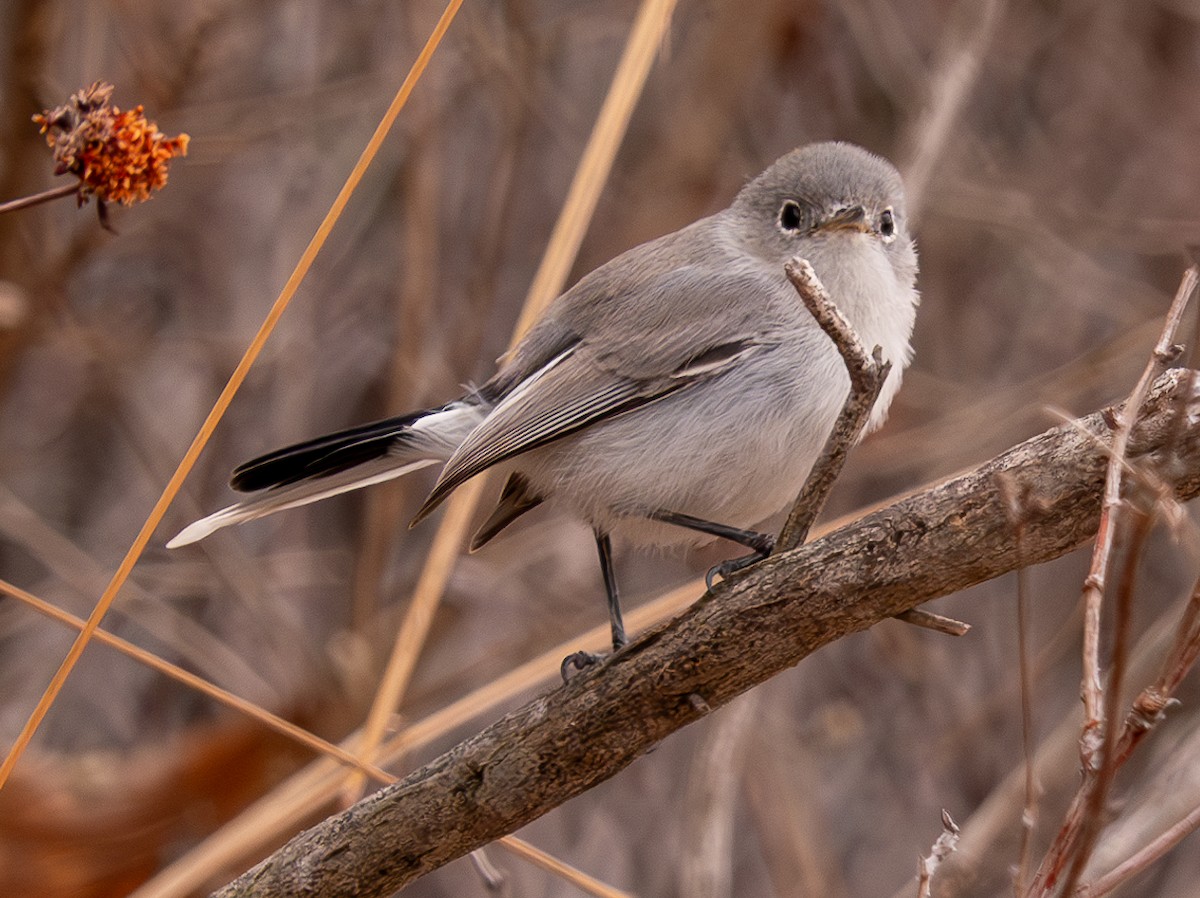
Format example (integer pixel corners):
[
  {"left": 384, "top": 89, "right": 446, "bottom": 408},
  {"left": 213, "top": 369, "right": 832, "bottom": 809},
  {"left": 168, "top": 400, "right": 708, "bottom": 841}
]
[
  {"left": 0, "top": 0, "right": 465, "bottom": 791},
  {"left": 346, "top": 0, "right": 681, "bottom": 801},
  {"left": 498, "top": 835, "right": 635, "bottom": 898},
  {"left": 0, "top": 577, "right": 395, "bottom": 784}
]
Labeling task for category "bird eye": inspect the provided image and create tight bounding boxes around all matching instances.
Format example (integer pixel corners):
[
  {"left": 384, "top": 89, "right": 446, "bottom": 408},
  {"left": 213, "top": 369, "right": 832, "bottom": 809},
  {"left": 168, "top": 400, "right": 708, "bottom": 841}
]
[
  {"left": 778, "top": 200, "right": 804, "bottom": 233},
  {"left": 879, "top": 207, "right": 896, "bottom": 241}
]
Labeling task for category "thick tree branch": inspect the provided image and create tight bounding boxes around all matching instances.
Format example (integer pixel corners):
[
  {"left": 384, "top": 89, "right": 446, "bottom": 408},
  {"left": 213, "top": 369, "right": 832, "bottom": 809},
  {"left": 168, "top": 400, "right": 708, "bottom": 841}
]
[{"left": 214, "top": 369, "right": 1200, "bottom": 898}]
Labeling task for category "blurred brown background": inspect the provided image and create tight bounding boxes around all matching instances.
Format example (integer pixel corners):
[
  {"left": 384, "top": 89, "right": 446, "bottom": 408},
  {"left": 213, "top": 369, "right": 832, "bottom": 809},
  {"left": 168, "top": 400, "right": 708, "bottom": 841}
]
[{"left": 3, "top": 1, "right": 1200, "bottom": 896}]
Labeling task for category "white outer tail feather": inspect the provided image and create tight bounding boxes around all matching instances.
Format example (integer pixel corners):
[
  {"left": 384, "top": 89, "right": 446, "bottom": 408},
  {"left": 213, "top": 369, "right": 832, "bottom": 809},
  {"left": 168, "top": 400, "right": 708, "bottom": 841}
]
[
  {"left": 166, "top": 403, "right": 484, "bottom": 548},
  {"left": 165, "top": 457, "right": 439, "bottom": 548}
]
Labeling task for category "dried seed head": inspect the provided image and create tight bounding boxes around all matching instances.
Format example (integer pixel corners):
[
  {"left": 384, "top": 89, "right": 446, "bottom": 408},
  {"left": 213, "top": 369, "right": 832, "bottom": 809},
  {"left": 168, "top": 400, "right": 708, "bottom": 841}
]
[{"left": 33, "top": 81, "right": 189, "bottom": 207}]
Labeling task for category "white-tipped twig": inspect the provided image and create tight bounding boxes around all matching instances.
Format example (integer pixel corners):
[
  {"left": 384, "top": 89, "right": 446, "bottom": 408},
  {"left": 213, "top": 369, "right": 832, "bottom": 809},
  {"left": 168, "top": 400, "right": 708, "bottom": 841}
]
[
  {"left": 775, "top": 258, "right": 891, "bottom": 553},
  {"left": 916, "top": 810, "right": 961, "bottom": 898}
]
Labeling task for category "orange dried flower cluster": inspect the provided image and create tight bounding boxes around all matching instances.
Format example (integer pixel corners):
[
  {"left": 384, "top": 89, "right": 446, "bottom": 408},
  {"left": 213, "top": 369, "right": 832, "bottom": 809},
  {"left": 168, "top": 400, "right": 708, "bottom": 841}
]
[{"left": 33, "top": 81, "right": 189, "bottom": 207}]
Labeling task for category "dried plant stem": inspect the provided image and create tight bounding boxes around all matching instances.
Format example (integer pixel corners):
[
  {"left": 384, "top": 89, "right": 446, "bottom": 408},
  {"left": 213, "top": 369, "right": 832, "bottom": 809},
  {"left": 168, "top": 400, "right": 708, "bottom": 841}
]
[
  {"left": 0, "top": 181, "right": 79, "bottom": 214},
  {"left": 497, "top": 836, "right": 634, "bottom": 898},
  {"left": 996, "top": 472, "right": 1046, "bottom": 897},
  {"left": 1079, "top": 268, "right": 1195, "bottom": 729},
  {"left": 1115, "top": 568, "right": 1200, "bottom": 766},
  {"left": 1080, "top": 802, "right": 1200, "bottom": 898},
  {"left": 0, "top": 0, "right": 466, "bottom": 792},
  {"left": 343, "top": 475, "right": 487, "bottom": 801},
  {"left": 1055, "top": 507, "right": 1153, "bottom": 898},
  {"left": 1015, "top": 560, "right": 1038, "bottom": 895},
  {"left": 1027, "top": 266, "right": 1197, "bottom": 897},
  {"left": 1072, "top": 557, "right": 1200, "bottom": 896}
]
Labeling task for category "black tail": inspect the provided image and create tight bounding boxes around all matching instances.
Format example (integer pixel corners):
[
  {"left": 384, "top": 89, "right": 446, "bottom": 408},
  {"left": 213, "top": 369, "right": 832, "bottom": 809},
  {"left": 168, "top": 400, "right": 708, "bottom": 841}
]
[{"left": 229, "top": 409, "right": 432, "bottom": 492}]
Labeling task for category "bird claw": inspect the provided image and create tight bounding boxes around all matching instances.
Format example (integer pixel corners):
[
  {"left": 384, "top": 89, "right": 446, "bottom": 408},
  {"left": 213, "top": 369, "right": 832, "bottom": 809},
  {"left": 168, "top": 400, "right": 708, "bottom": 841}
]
[
  {"left": 705, "top": 550, "right": 769, "bottom": 590},
  {"left": 560, "top": 650, "right": 605, "bottom": 682}
]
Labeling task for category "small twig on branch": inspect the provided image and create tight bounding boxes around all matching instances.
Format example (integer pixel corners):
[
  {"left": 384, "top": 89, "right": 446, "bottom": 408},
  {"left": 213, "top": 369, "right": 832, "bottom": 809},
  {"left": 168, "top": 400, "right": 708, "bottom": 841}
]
[
  {"left": 894, "top": 608, "right": 971, "bottom": 636},
  {"left": 774, "top": 257, "right": 891, "bottom": 554},
  {"left": 212, "top": 368, "right": 1200, "bottom": 898},
  {"left": 1118, "top": 571, "right": 1200, "bottom": 764},
  {"left": 468, "top": 848, "right": 505, "bottom": 892},
  {"left": 777, "top": 259, "right": 969, "bottom": 639},
  {"left": 1056, "top": 505, "right": 1154, "bottom": 898},
  {"left": 916, "top": 810, "right": 960, "bottom": 898}
]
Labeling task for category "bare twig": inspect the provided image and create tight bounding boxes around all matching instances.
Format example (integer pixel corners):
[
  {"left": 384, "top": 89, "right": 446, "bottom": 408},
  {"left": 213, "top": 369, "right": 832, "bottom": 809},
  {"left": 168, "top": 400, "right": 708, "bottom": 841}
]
[
  {"left": 1027, "top": 266, "right": 1198, "bottom": 897},
  {"left": 1080, "top": 267, "right": 1195, "bottom": 731},
  {"left": 1080, "top": 802, "right": 1200, "bottom": 898},
  {"left": 468, "top": 848, "right": 506, "bottom": 892},
  {"left": 1117, "top": 572, "right": 1200, "bottom": 765},
  {"left": 775, "top": 257, "right": 891, "bottom": 553},
  {"left": 0, "top": 182, "right": 79, "bottom": 214},
  {"left": 777, "top": 259, "right": 968, "bottom": 639},
  {"left": 212, "top": 369, "right": 1200, "bottom": 898},
  {"left": 916, "top": 810, "right": 960, "bottom": 898},
  {"left": 1056, "top": 505, "right": 1154, "bottom": 898},
  {"left": 895, "top": 608, "right": 972, "bottom": 636},
  {"left": 1071, "top": 551, "right": 1200, "bottom": 897}
]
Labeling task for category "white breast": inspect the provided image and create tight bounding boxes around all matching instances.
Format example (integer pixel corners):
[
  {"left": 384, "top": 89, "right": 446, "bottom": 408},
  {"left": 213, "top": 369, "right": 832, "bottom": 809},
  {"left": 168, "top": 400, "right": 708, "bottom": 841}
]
[{"left": 516, "top": 237, "right": 917, "bottom": 548}]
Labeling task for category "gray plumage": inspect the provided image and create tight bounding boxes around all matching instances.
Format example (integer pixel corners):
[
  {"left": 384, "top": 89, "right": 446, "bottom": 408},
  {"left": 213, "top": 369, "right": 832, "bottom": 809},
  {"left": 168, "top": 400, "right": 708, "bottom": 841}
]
[{"left": 169, "top": 141, "right": 918, "bottom": 580}]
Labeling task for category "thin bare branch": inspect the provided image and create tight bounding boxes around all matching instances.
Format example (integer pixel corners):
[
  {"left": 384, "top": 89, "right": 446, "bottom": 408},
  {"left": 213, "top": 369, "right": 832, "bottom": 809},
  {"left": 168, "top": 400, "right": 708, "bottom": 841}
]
[
  {"left": 894, "top": 608, "right": 971, "bottom": 636},
  {"left": 1080, "top": 802, "right": 1200, "bottom": 898},
  {"left": 775, "top": 257, "right": 891, "bottom": 553},
  {"left": 0, "top": 181, "right": 80, "bottom": 214},
  {"left": 1080, "top": 267, "right": 1196, "bottom": 730},
  {"left": 916, "top": 810, "right": 960, "bottom": 898},
  {"left": 996, "top": 471, "right": 1046, "bottom": 897},
  {"left": 1027, "top": 266, "right": 1198, "bottom": 897}
]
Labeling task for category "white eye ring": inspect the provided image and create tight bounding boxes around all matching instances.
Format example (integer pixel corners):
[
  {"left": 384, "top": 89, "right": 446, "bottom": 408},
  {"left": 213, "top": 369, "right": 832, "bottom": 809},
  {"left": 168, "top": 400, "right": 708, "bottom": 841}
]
[{"left": 778, "top": 200, "right": 804, "bottom": 233}]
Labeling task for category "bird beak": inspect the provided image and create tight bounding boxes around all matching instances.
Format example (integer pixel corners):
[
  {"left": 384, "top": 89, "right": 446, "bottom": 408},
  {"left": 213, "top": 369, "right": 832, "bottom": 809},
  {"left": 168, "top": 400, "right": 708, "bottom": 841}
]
[{"left": 811, "top": 205, "right": 869, "bottom": 234}]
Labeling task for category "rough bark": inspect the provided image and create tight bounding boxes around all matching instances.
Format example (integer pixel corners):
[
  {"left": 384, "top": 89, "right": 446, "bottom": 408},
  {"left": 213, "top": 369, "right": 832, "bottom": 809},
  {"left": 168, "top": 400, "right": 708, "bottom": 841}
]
[{"left": 214, "top": 369, "right": 1200, "bottom": 898}]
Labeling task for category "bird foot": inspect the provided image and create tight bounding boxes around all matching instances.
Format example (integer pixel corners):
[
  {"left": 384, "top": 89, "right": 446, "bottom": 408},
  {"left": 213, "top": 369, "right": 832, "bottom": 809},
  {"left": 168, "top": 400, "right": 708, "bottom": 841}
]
[
  {"left": 705, "top": 548, "right": 771, "bottom": 590},
  {"left": 560, "top": 650, "right": 606, "bottom": 682}
]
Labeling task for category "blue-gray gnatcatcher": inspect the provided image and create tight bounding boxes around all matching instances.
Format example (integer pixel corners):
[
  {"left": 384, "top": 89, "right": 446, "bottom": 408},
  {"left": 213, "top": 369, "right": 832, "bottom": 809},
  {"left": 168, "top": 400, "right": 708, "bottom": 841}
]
[{"left": 170, "top": 141, "right": 918, "bottom": 660}]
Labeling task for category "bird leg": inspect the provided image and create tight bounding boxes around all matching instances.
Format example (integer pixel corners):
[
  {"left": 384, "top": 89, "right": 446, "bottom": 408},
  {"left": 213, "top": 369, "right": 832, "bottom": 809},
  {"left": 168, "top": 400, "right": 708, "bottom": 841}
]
[
  {"left": 648, "top": 509, "right": 776, "bottom": 588},
  {"left": 560, "top": 530, "right": 628, "bottom": 681}
]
